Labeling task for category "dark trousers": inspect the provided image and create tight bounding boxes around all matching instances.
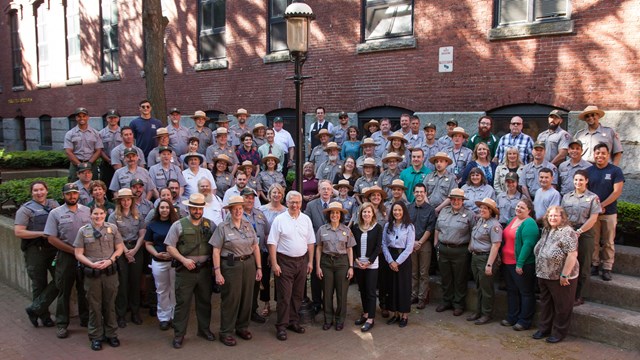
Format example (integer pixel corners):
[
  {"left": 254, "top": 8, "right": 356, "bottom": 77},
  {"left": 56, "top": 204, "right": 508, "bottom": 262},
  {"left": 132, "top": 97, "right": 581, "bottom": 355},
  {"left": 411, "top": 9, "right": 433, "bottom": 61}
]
[
  {"left": 576, "top": 229, "right": 595, "bottom": 299},
  {"left": 252, "top": 251, "right": 274, "bottom": 314},
  {"left": 310, "top": 246, "right": 323, "bottom": 309},
  {"left": 84, "top": 273, "right": 119, "bottom": 340},
  {"left": 388, "top": 248, "right": 412, "bottom": 313},
  {"left": 537, "top": 277, "right": 578, "bottom": 339},
  {"left": 354, "top": 268, "right": 378, "bottom": 318},
  {"left": 378, "top": 255, "right": 390, "bottom": 310},
  {"left": 55, "top": 251, "right": 89, "bottom": 328},
  {"left": 99, "top": 161, "right": 115, "bottom": 200},
  {"left": 275, "top": 253, "right": 307, "bottom": 330},
  {"left": 437, "top": 245, "right": 469, "bottom": 310},
  {"left": 115, "top": 246, "right": 143, "bottom": 317},
  {"left": 24, "top": 245, "right": 59, "bottom": 317},
  {"left": 173, "top": 268, "right": 212, "bottom": 337},
  {"left": 471, "top": 253, "right": 496, "bottom": 316},
  {"left": 320, "top": 254, "right": 350, "bottom": 324},
  {"left": 220, "top": 255, "right": 256, "bottom": 337},
  {"left": 503, "top": 263, "right": 536, "bottom": 329},
  {"left": 282, "top": 153, "right": 290, "bottom": 180}
]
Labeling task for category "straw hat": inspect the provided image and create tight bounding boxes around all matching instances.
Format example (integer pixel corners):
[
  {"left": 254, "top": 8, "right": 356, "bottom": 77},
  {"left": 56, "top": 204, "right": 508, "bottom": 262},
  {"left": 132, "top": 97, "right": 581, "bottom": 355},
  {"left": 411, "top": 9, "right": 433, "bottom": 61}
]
[
  {"left": 114, "top": 188, "right": 134, "bottom": 199},
  {"left": 214, "top": 154, "right": 233, "bottom": 166},
  {"left": 182, "top": 193, "right": 207, "bottom": 208},
  {"left": 155, "top": 127, "right": 169, "bottom": 138},
  {"left": 261, "top": 154, "right": 280, "bottom": 164},
  {"left": 216, "top": 114, "right": 230, "bottom": 123},
  {"left": 361, "top": 158, "right": 377, "bottom": 168},
  {"left": 238, "top": 160, "right": 256, "bottom": 173},
  {"left": 429, "top": 152, "right": 453, "bottom": 165},
  {"left": 333, "top": 179, "right": 353, "bottom": 191},
  {"left": 448, "top": 188, "right": 467, "bottom": 200},
  {"left": 363, "top": 185, "right": 387, "bottom": 200},
  {"left": 364, "top": 119, "right": 379, "bottom": 132},
  {"left": 183, "top": 152, "right": 205, "bottom": 165},
  {"left": 450, "top": 127, "right": 469, "bottom": 139},
  {"left": 387, "top": 179, "right": 407, "bottom": 190},
  {"left": 387, "top": 131, "right": 408, "bottom": 143},
  {"left": 235, "top": 108, "right": 249, "bottom": 117},
  {"left": 382, "top": 152, "right": 403, "bottom": 163},
  {"left": 324, "top": 142, "right": 341, "bottom": 152},
  {"left": 215, "top": 127, "right": 228, "bottom": 136},
  {"left": 475, "top": 197, "right": 500, "bottom": 216},
  {"left": 252, "top": 123, "right": 266, "bottom": 134},
  {"left": 315, "top": 128, "right": 332, "bottom": 139},
  {"left": 190, "top": 110, "right": 209, "bottom": 120},
  {"left": 578, "top": 105, "right": 605, "bottom": 120},
  {"left": 224, "top": 195, "right": 246, "bottom": 209},
  {"left": 322, "top": 201, "right": 349, "bottom": 214},
  {"left": 360, "top": 138, "right": 376, "bottom": 148}
]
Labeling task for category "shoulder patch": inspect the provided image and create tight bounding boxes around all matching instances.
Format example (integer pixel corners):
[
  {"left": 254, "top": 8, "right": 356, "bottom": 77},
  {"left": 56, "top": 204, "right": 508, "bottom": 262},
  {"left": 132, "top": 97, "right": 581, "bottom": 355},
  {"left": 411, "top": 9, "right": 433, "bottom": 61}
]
[{"left": 493, "top": 226, "right": 501, "bottom": 233}]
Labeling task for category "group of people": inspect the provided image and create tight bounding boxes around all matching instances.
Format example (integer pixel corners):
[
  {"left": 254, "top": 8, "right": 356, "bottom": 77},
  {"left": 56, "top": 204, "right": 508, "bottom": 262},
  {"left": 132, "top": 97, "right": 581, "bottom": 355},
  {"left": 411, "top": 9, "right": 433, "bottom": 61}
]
[{"left": 14, "top": 101, "right": 625, "bottom": 349}]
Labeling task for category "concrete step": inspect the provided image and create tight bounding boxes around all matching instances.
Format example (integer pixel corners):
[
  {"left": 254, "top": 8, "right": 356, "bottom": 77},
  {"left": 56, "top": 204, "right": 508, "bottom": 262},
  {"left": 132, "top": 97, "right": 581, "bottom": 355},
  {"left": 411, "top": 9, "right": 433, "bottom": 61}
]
[
  {"left": 427, "top": 275, "right": 640, "bottom": 351},
  {"left": 614, "top": 245, "right": 640, "bottom": 277},
  {"left": 571, "top": 302, "right": 640, "bottom": 351},
  {"left": 588, "top": 273, "right": 640, "bottom": 312}
]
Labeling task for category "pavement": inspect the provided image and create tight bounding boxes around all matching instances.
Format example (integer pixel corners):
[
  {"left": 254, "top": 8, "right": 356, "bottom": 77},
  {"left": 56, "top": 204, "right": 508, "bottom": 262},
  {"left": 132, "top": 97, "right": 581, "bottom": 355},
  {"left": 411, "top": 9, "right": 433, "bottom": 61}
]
[{"left": 1, "top": 281, "right": 637, "bottom": 360}]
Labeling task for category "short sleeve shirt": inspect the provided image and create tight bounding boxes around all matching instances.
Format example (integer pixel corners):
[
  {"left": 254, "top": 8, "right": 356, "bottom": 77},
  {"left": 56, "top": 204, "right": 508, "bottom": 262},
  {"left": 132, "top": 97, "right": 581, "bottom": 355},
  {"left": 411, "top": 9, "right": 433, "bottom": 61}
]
[
  {"left": 64, "top": 126, "right": 103, "bottom": 161},
  {"left": 537, "top": 128, "right": 571, "bottom": 162},
  {"left": 316, "top": 223, "right": 356, "bottom": 255},
  {"left": 98, "top": 127, "right": 122, "bottom": 157},
  {"left": 110, "top": 144, "right": 146, "bottom": 167},
  {"left": 561, "top": 190, "right": 601, "bottom": 226},
  {"left": 108, "top": 212, "right": 145, "bottom": 242},
  {"left": 575, "top": 124, "right": 623, "bottom": 162},
  {"left": 167, "top": 124, "right": 191, "bottom": 156},
  {"left": 423, "top": 170, "right": 456, "bottom": 207},
  {"left": 435, "top": 206, "right": 476, "bottom": 245},
  {"left": 43, "top": 204, "right": 91, "bottom": 245},
  {"left": 209, "top": 218, "right": 257, "bottom": 257},
  {"left": 470, "top": 217, "right": 502, "bottom": 253},
  {"left": 109, "top": 166, "right": 157, "bottom": 194},
  {"left": 73, "top": 222, "right": 123, "bottom": 262},
  {"left": 558, "top": 159, "right": 592, "bottom": 195}
]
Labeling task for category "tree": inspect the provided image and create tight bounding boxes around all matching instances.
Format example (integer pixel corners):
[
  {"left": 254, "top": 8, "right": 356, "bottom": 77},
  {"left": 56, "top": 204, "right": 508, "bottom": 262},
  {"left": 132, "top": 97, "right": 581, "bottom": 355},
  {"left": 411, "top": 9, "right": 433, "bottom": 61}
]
[{"left": 143, "top": 0, "right": 169, "bottom": 124}]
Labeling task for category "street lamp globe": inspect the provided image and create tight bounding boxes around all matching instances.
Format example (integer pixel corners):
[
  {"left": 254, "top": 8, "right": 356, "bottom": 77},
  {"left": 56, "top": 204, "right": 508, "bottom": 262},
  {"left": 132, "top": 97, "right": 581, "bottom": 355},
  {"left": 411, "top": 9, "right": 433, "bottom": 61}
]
[{"left": 284, "top": 1, "right": 315, "bottom": 54}]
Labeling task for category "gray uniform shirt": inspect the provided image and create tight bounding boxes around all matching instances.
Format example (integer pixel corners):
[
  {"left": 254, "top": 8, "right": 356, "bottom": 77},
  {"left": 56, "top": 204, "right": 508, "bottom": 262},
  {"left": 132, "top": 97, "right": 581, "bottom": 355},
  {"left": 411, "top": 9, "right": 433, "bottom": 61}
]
[
  {"left": 561, "top": 190, "right": 601, "bottom": 227},
  {"left": 98, "top": 127, "right": 122, "bottom": 158},
  {"left": 136, "top": 199, "right": 155, "bottom": 221},
  {"left": 537, "top": 128, "right": 571, "bottom": 163},
  {"left": 316, "top": 223, "right": 356, "bottom": 256},
  {"left": 43, "top": 204, "right": 91, "bottom": 245},
  {"left": 73, "top": 180, "right": 94, "bottom": 206},
  {"left": 309, "top": 145, "right": 329, "bottom": 172},
  {"left": 109, "top": 166, "right": 157, "bottom": 195},
  {"left": 209, "top": 218, "right": 257, "bottom": 257},
  {"left": 189, "top": 127, "right": 213, "bottom": 154},
  {"left": 353, "top": 176, "right": 378, "bottom": 195},
  {"left": 64, "top": 126, "right": 103, "bottom": 162},
  {"left": 147, "top": 148, "right": 181, "bottom": 168},
  {"left": 519, "top": 160, "right": 558, "bottom": 196},
  {"left": 496, "top": 192, "right": 524, "bottom": 225},
  {"left": 244, "top": 209, "right": 270, "bottom": 252},
  {"left": 404, "top": 131, "right": 426, "bottom": 150},
  {"left": 435, "top": 207, "right": 476, "bottom": 245},
  {"left": 15, "top": 199, "right": 60, "bottom": 228},
  {"left": 424, "top": 171, "right": 457, "bottom": 207},
  {"left": 356, "top": 155, "right": 382, "bottom": 173},
  {"left": 205, "top": 145, "right": 238, "bottom": 167},
  {"left": 110, "top": 144, "right": 146, "bottom": 167},
  {"left": 494, "top": 165, "right": 525, "bottom": 196},
  {"left": 316, "top": 160, "right": 343, "bottom": 182},
  {"left": 378, "top": 170, "right": 401, "bottom": 198},
  {"left": 167, "top": 124, "right": 191, "bottom": 156},
  {"left": 558, "top": 159, "right": 592, "bottom": 195},
  {"left": 214, "top": 171, "right": 235, "bottom": 195},
  {"left": 461, "top": 184, "right": 496, "bottom": 214},
  {"left": 108, "top": 212, "right": 145, "bottom": 243},
  {"left": 332, "top": 126, "right": 349, "bottom": 148},
  {"left": 74, "top": 222, "right": 123, "bottom": 262},
  {"left": 470, "top": 217, "right": 502, "bottom": 253},
  {"left": 574, "top": 124, "right": 623, "bottom": 163},
  {"left": 148, "top": 163, "right": 187, "bottom": 190},
  {"left": 421, "top": 142, "right": 442, "bottom": 171},
  {"left": 445, "top": 146, "right": 473, "bottom": 177}
]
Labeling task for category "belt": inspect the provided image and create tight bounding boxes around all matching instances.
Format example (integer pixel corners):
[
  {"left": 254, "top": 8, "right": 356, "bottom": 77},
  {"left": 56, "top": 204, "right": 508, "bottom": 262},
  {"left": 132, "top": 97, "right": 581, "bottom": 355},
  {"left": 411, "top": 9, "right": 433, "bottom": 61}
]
[
  {"left": 222, "top": 254, "right": 253, "bottom": 261},
  {"left": 323, "top": 253, "right": 347, "bottom": 259},
  {"left": 439, "top": 242, "right": 468, "bottom": 248},
  {"left": 152, "top": 256, "right": 171, "bottom": 262},
  {"left": 471, "top": 251, "right": 490, "bottom": 256}
]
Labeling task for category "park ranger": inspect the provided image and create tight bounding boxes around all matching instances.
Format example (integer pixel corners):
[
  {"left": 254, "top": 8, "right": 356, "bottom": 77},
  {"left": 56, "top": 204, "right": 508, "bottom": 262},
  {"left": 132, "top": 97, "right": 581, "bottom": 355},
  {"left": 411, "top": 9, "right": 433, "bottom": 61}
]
[
  {"left": 211, "top": 195, "right": 261, "bottom": 346},
  {"left": 64, "top": 107, "right": 103, "bottom": 181},
  {"left": 73, "top": 162, "right": 94, "bottom": 206},
  {"left": 423, "top": 152, "right": 457, "bottom": 214},
  {"left": 15, "top": 181, "right": 60, "bottom": 328},
  {"left": 165, "top": 193, "right": 217, "bottom": 349},
  {"left": 110, "top": 147, "right": 157, "bottom": 200},
  {"left": 43, "top": 183, "right": 91, "bottom": 339},
  {"left": 74, "top": 205, "right": 124, "bottom": 351}
]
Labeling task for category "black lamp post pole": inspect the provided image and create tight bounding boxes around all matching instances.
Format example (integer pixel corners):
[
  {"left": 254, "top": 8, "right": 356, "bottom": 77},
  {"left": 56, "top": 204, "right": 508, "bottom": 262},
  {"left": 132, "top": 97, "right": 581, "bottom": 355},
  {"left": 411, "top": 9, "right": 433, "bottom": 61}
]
[{"left": 292, "top": 52, "right": 308, "bottom": 194}]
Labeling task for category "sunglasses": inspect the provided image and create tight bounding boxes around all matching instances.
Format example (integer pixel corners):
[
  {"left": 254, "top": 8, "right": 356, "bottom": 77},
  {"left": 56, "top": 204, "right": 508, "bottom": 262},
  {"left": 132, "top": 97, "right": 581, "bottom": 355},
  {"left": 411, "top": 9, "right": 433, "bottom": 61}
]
[{"left": 140, "top": 105, "right": 151, "bottom": 109}]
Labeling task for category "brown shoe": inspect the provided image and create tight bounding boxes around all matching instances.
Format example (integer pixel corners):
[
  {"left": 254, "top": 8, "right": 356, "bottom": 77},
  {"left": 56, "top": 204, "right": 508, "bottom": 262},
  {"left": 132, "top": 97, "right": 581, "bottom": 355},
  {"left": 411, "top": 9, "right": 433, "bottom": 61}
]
[
  {"left": 466, "top": 313, "right": 481, "bottom": 321},
  {"left": 453, "top": 308, "right": 464, "bottom": 316},
  {"left": 411, "top": 297, "right": 418, "bottom": 304},
  {"left": 276, "top": 329, "right": 287, "bottom": 341},
  {"left": 574, "top": 297, "right": 585, "bottom": 307},
  {"left": 235, "top": 329, "right": 252, "bottom": 340},
  {"left": 219, "top": 335, "right": 236, "bottom": 346},
  {"left": 286, "top": 323, "right": 305, "bottom": 334},
  {"left": 474, "top": 315, "right": 492, "bottom": 325},
  {"left": 381, "top": 309, "right": 390, "bottom": 318},
  {"left": 417, "top": 300, "right": 427, "bottom": 310},
  {"left": 435, "top": 304, "right": 453, "bottom": 312},
  {"left": 172, "top": 336, "right": 184, "bottom": 349}
]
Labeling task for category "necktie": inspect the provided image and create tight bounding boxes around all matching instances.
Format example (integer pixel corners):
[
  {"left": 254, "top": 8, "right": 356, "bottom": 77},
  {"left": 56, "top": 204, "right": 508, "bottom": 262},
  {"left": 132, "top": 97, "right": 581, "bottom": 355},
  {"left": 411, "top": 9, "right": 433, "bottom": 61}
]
[
  {"left": 323, "top": 202, "right": 328, "bottom": 209},
  {"left": 268, "top": 144, "right": 273, "bottom": 154}
]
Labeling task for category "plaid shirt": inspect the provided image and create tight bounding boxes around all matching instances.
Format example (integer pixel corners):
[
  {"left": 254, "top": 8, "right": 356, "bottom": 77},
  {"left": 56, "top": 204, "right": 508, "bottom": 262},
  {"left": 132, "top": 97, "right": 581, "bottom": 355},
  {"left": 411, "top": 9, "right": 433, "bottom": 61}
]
[
  {"left": 236, "top": 146, "right": 261, "bottom": 167},
  {"left": 495, "top": 132, "right": 534, "bottom": 164}
]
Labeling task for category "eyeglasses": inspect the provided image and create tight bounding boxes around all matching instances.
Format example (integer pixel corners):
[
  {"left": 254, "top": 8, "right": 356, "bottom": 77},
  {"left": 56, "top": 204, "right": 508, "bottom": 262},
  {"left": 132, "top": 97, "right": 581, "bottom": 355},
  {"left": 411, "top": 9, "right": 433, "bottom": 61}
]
[
  {"left": 510, "top": 122, "right": 522, "bottom": 126},
  {"left": 479, "top": 122, "right": 491, "bottom": 126},
  {"left": 141, "top": 105, "right": 151, "bottom": 109},
  {"left": 584, "top": 114, "right": 597, "bottom": 119}
]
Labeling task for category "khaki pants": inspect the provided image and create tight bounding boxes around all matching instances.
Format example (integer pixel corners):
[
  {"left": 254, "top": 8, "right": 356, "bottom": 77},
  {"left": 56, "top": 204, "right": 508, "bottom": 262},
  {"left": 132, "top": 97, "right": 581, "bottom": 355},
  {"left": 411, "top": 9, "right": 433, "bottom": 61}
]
[
  {"left": 592, "top": 214, "right": 617, "bottom": 271},
  {"left": 411, "top": 241, "right": 432, "bottom": 301}
]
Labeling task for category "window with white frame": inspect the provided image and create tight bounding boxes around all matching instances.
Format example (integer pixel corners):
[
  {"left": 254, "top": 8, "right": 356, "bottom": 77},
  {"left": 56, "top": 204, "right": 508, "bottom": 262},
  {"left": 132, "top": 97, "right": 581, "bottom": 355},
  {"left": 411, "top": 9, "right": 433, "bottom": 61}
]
[
  {"left": 65, "top": 0, "right": 81, "bottom": 79},
  {"left": 35, "top": 3, "right": 51, "bottom": 84},
  {"left": 268, "top": 0, "right": 292, "bottom": 53},
  {"left": 199, "top": 0, "right": 226, "bottom": 61},
  {"left": 10, "top": 10, "right": 24, "bottom": 87},
  {"left": 101, "top": 0, "right": 119, "bottom": 75},
  {"left": 363, "top": 0, "right": 413, "bottom": 42},
  {"left": 496, "top": 0, "right": 570, "bottom": 27}
]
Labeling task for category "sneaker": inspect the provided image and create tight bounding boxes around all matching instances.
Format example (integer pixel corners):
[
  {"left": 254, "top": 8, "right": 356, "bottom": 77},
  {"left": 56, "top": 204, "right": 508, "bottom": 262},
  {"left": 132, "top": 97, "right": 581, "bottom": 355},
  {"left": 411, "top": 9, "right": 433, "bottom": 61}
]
[{"left": 56, "top": 327, "right": 69, "bottom": 339}]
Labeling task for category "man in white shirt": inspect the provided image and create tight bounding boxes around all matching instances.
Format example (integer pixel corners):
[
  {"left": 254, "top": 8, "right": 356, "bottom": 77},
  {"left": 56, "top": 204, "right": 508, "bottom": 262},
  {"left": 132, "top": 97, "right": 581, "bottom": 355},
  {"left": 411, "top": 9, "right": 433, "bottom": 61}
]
[
  {"left": 273, "top": 117, "right": 296, "bottom": 178},
  {"left": 267, "top": 191, "right": 315, "bottom": 341}
]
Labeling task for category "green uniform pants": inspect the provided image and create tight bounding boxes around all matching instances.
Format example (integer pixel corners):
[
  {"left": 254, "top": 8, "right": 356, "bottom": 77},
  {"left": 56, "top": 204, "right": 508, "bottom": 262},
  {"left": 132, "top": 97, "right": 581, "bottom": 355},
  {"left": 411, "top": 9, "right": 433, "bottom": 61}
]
[
  {"left": 220, "top": 257, "right": 256, "bottom": 337},
  {"left": 173, "top": 268, "right": 212, "bottom": 337},
  {"left": 471, "top": 253, "right": 496, "bottom": 316},
  {"left": 24, "top": 244, "right": 58, "bottom": 317},
  {"left": 84, "top": 273, "right": 119, "bottom": 340},
  {"left": 116, "top": 245, "right": 143, "bottom": 317},
  {"left": 55, "top": 251, "right": 89, "bottom": 328},
  {"left": 437, "top": 245, "right": 469, "bottom": 310},
  {"left": 576, "top": 228, "right": 595, "bottom": 299},
  {"left": 320, "top": 254, "right": 350, "bottom": 325}
]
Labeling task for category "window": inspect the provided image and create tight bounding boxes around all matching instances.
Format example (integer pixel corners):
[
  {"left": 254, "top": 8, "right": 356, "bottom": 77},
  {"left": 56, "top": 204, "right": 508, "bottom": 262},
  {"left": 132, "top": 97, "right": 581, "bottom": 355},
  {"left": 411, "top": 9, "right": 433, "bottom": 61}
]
[
  {"left": 65, "top": 0, "right": 81, "bottom": 79},
  {"left": 0, "top": 117, "right": 4, "bottom": 145},
  {"left": 40, "top": 115, "right": 52, "bottom": 147},
  {"left": 199, "top": 0, "right": 226, "bottom": 61},
  {"left": 268, "top": 0, "right": 292, "bottom": 53},
  {"left": 363, "top": 0, "right": 413, "bottom": 41},
  {"left": 101, "top": 0, "right": 119, "bottom": 75},
  {"left": 10, "top": 11, "right": 24, "bottom": 88},
  {"left": 496, "top": 0, "right": 570, "bottom": 26},
  {"left": 35, "top": 3, "right": 51, "bottom": 84},
  {"left": 205, "top": 110, "right": 224, "bottom": 131},
  {"left": 68, "top": 115, "right": 77, "bottom": 130}
]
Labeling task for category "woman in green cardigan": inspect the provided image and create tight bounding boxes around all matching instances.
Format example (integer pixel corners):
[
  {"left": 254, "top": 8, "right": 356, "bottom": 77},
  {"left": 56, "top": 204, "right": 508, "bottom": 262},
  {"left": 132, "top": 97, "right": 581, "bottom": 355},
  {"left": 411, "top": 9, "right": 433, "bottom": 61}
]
[{"left": 500, "top": 198, "right": 539, "bottom": 331}]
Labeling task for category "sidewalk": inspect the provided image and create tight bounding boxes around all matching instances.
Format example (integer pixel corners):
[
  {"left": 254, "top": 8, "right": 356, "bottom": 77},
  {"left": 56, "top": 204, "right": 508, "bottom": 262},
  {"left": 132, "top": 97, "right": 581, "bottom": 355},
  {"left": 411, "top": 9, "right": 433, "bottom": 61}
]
[{"left": 1, "top": 281, "right": 637, "bottom": 360}]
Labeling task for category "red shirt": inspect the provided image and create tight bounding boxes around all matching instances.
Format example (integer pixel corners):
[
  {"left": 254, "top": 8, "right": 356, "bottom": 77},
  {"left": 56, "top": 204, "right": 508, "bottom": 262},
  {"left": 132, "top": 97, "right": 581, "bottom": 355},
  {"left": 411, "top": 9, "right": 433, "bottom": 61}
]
[{"left": 502, "top": 218, "right": 518, "bottom": 265}]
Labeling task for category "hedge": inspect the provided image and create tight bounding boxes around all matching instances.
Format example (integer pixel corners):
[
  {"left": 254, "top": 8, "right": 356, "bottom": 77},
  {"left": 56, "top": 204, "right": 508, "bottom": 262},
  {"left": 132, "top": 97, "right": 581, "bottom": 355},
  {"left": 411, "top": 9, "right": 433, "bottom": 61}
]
[
  {"left": 0, "top": 149, "right": 70, "bottom": 169},
  {"left": 0, "top": 177, "right": 67, "bottom": 206},
  {"left": 618, "top": 201, "right": 640, "bottom": 234}
]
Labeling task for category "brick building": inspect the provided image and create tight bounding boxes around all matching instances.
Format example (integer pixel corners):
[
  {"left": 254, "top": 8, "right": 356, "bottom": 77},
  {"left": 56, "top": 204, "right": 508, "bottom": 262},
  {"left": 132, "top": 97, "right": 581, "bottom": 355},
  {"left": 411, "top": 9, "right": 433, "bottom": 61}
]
[{"left": 0, "top": 0, "right": 638, "bottom": 183}]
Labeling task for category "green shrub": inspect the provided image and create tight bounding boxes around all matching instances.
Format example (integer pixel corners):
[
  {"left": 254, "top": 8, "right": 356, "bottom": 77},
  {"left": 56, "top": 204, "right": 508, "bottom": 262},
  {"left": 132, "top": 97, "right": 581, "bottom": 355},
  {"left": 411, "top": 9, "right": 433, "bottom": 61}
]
[
  {"left": 0, "top": 177, "right": 67, "bottom": 206},
  {"left": 617, "top": 201, "right": 640, "bottom": 233},
  {"left": 0, "top": 150, "right": 70, "bottom": 169},
  {"left": 286, "top": 170, "right": 296, "bottom": 191}
]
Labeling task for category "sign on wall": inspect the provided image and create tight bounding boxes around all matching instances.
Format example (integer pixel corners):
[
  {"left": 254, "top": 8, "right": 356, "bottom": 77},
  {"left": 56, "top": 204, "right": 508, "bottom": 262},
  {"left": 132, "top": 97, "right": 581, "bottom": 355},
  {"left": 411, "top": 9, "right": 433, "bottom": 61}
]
[{"left": 439, "top": 46, "right": 453, "bottom": 73}]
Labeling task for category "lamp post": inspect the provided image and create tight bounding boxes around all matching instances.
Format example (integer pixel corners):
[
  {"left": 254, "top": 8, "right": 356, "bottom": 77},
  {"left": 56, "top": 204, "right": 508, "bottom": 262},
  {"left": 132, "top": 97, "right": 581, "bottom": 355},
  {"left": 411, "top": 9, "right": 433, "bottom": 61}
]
[{"left": 285, "top": 1, "right": 315, "bottom": 194}]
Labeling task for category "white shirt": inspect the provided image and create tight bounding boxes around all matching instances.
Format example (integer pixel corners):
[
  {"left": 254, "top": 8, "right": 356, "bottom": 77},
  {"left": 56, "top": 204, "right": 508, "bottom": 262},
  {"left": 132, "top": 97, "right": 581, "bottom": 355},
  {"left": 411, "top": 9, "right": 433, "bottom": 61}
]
[
  {"left": 274, "top": 128, "right": 296, "bottom": 152},
  {"left": 267, "top": 211, "right": 315, "bottom": 257},
  {"left": 222, "top": 185, "right": 261, "bottom": 208},
  {"left": 203, "top": 194, "right": 225, "bottom": 225},
  {"left": 182, "top": 167, "right": 217, "bottom": 197}
]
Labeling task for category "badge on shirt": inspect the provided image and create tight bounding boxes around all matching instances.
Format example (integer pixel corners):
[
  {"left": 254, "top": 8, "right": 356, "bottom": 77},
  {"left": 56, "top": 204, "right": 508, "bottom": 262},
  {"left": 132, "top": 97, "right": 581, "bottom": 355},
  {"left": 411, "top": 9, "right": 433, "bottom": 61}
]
[
  {"left": 585, "top": 197, "right": 591, "bottom": 202},
  {"left": 493, "top": 226, "right": 500, "bottom": 233},
  {"left": 483, "top": 224, "right": 488, "bottom": 228},
  {"left": 107, "top": 227, "right": 112, "bottom": 234},
  {"left": 342, "top": 231, "right": 346, "bottom": 236},
  {"left": 462, "top": 214, "right": 467, "bottom": 218}
]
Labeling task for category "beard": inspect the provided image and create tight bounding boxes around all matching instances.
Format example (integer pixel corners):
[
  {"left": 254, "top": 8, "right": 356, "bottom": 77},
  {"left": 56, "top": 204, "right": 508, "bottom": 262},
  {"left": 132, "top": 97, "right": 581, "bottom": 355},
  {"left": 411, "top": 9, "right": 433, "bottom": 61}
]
[
  {"left": 329, "top": 155, "right": 338, "bottom": 161},
  {"left": 548, "top": 123, "right": 559, "bottom": 131},
  {"left": 65, "top": 198, "right": 78, "bottom": 206}
]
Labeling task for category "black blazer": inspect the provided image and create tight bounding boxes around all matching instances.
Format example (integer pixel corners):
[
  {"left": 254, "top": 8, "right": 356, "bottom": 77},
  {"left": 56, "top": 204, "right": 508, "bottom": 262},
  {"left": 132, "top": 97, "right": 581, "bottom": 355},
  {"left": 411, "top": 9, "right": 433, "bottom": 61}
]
[{"left": 350, "top": 223, "right": 382, "bottom": 264}]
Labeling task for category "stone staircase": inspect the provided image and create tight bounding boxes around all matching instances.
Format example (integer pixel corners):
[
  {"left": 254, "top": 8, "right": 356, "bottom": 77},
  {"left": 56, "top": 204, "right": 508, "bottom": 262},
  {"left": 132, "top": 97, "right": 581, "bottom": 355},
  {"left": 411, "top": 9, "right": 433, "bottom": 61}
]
[{"left": 427, "top": 244, "right": 640, "bottom": 351}]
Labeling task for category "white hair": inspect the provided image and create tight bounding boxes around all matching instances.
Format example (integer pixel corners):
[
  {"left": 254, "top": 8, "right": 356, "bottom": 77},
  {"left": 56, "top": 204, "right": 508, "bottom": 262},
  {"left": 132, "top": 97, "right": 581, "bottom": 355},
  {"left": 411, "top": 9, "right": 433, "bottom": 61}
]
[{"left": 286, "top": 191, "right": 302, "bottom": 202}]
